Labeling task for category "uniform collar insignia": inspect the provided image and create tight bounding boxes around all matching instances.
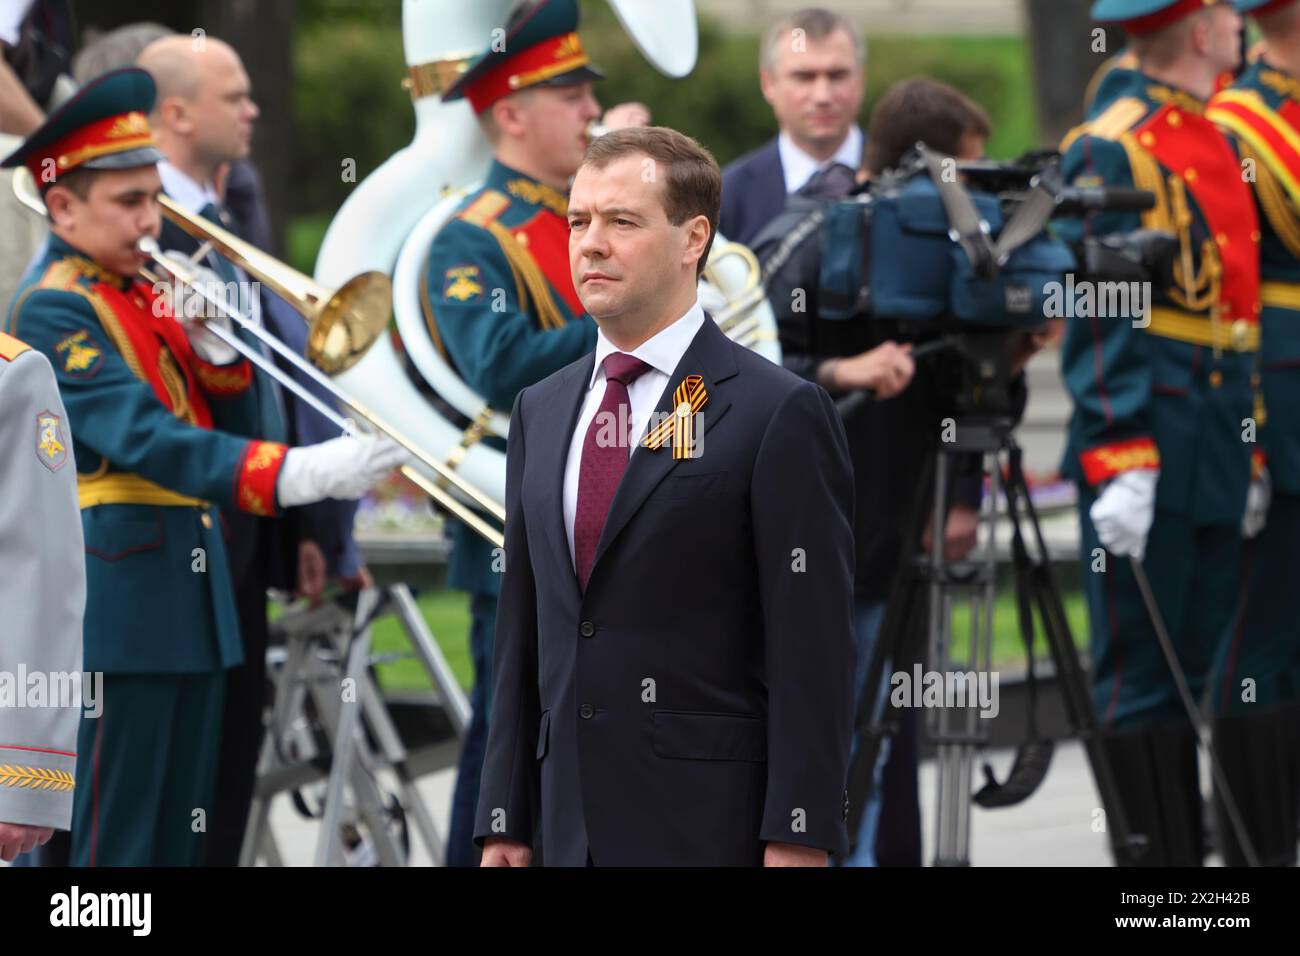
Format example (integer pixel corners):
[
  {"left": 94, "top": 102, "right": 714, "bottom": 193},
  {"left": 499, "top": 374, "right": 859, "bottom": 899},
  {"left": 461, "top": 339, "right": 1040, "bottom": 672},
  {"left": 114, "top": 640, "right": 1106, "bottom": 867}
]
[
  {"left": 63, "top": 252, "right": 131, "bottom": 290},
  {"left": 505, "top": 177, "right": 568, "bottom": 216},
  {"left": 1259, "top": 66, "right": 1300, "bottom": 102},
  {"left": 47, "top": 234, "right": 130, "bottom": 290},
  {"left": 1146, "top": 83, "right": 1205, "bottom": 115}
]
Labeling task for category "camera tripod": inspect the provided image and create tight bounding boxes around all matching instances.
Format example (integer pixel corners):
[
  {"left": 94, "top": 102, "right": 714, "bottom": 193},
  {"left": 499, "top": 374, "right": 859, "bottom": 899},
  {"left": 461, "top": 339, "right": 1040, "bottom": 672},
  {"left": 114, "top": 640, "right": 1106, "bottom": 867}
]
[{"left": 844, "top": 413, "right": 1143, "bottom": 866}]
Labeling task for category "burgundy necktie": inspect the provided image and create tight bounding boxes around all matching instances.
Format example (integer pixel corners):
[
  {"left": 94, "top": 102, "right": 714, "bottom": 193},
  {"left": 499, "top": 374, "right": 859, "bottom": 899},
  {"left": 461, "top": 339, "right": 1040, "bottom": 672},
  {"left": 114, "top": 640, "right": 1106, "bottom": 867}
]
[{"left": 574, "top": 352, "right": 652, "bottom": 591}]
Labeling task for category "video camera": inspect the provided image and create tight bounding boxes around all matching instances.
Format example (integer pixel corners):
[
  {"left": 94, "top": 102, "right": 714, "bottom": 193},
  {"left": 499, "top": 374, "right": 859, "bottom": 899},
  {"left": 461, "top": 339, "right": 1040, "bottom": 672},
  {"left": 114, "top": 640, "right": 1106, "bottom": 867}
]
[{"left": 809, "top": 145, "right": 1168, "bottom": 421}]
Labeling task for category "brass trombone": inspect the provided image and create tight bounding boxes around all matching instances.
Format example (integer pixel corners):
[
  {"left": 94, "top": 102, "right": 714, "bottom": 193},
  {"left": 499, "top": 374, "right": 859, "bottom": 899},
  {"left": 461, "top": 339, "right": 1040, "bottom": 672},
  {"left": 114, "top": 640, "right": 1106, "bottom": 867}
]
[{"left": 13, "top": 167, "right": 505, "bottom": 547}]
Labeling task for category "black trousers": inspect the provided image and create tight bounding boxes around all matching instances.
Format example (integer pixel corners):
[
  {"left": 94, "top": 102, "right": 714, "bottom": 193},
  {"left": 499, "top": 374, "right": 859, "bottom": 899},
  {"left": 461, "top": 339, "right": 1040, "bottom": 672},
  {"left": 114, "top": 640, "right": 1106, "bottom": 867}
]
[{"left": 206, "top": 516, "right": 272, "bottom": 866}]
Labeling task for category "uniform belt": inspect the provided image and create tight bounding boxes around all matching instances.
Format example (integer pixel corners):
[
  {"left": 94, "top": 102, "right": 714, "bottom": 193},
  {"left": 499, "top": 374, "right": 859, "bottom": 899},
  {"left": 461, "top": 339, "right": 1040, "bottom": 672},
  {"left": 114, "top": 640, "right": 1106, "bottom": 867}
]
[
  {"left": 1260, "top": 281, "right": 1300, "bottom": 311},
  {"left": 1145, "top": 306, "right": 1260, "bottom": 352},
  {"left": 78, "top": 473, "right": 209, "bottom": 511}
]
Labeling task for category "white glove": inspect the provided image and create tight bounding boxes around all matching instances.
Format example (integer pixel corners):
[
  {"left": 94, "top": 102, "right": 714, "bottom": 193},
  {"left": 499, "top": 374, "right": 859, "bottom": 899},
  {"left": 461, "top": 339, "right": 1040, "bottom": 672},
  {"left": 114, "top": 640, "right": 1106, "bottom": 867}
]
[
  {"left": 1242, "top": 466, "right": 1272, "bottom": 539},
  {"left": 276, "top": 433, "right": 410, "bottom": 507},
  {"left": 159, "top": 250, "right": 239, "bottom": 365},
  {"left": 1090, "top": 468, "right": 1159, "bottom": 561}
]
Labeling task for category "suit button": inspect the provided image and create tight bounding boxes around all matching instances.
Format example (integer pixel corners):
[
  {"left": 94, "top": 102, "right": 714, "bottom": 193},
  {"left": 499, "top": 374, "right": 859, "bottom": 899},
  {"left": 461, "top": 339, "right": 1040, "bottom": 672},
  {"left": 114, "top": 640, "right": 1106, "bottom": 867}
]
[
  {"left": 579, "top": 703, "right": 594, "bottom": 719},
  {"left": 579, "top": 621, "right": 595, "bottom": 638}
]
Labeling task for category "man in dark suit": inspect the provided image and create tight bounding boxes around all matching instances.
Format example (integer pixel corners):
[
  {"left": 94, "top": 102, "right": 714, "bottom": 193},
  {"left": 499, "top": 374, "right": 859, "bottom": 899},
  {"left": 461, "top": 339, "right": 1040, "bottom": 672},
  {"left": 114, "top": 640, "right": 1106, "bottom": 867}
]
[
  {"left": 720, "top": 7, "right": 866, "bottom": 246},
  {"left": 475, "top": 126, "right": 856, "bottom": 867}
]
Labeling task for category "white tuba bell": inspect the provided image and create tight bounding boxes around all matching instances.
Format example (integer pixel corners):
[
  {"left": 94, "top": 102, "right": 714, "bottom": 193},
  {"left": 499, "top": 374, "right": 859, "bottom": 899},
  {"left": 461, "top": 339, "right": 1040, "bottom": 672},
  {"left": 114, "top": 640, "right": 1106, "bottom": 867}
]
[{"left": 317, "top": 1, "right": 781, "bottom": 534}]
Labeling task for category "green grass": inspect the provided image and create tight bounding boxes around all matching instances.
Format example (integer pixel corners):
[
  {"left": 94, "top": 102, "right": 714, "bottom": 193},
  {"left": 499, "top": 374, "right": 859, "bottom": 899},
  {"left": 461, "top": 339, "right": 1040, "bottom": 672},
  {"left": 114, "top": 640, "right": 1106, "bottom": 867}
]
[
  {"left": 358, "top": 586, "right": 1089, "bottom": 694},
  {"left": 369, "top": 589, "right": 474, "bottom": 693},
  {"left": 949, "top": 589, "right": 1090, "bottom": 669}
]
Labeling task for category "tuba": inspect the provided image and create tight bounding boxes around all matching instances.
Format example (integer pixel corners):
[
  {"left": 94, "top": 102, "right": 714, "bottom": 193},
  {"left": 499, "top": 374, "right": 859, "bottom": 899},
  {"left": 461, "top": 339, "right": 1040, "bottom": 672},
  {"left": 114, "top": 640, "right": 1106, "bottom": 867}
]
[{"left": 315, "top": 0, "right": 780, "bottom": 533}]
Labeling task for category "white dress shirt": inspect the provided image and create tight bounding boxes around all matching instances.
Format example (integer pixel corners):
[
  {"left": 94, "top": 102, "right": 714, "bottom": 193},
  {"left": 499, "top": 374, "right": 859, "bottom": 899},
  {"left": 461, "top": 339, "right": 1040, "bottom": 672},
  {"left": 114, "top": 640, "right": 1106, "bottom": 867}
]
[
  {"left": 777, "top": 125, "right": 864, "bottom": 195},
  {"left": 562, "top": 301, "right": 706, "bottom": 566}
]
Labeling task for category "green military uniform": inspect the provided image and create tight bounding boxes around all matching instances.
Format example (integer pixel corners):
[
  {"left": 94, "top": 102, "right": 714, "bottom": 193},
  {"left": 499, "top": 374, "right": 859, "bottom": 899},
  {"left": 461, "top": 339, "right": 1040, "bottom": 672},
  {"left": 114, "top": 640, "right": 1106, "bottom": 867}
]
[
  {"left": 1056, "top": 0, "right": 1263, "bottom": 865},
  {"left": 430, "top": 0, "right": 600, "bottom": 866},
  {"left": 1200, "top": 0, "right": 1300, "bottom": 867},
  {"left": 425, "top": 159, "right": 596, "bottom": 603},
  {"left": 2, "top": 69, "right": 292, "bottom": 865}
]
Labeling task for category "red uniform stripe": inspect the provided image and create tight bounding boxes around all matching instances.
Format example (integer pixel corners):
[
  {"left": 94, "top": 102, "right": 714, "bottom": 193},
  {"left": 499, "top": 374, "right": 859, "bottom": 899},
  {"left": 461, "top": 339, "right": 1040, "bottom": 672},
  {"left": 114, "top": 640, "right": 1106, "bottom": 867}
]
[{"left": 0, "top": 743, "right": 76, "bottom": 757}]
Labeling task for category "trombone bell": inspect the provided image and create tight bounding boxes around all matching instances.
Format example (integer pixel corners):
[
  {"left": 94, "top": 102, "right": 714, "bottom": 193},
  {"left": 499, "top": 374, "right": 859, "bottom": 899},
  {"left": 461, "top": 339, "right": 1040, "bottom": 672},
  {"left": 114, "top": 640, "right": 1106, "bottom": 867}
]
[
  {"left": 156, "top": 193, "right": 392, "bottom": 377},
  {"left": 309, "top": 272, "right": 394, "bottom": 375}
]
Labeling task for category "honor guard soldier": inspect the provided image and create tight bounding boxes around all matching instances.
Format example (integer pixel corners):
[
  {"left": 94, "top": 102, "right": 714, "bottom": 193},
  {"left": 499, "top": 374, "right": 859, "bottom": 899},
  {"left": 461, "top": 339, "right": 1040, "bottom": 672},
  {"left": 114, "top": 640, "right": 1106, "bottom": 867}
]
[
  {"left": 1056, "top": 0, "right": 1263, "bottom": 866},
  {"left": 1205, "top": 0, "right": 1300, "bottom": 867},
  {"left": 425, "top": 0, "right": 648, "bottom": 865},
  {"left": 2, "top": 67, "right": 405, "bottom": 866},
  {"left": 0, "top": 331, "right": 85, "bottom": 863}
]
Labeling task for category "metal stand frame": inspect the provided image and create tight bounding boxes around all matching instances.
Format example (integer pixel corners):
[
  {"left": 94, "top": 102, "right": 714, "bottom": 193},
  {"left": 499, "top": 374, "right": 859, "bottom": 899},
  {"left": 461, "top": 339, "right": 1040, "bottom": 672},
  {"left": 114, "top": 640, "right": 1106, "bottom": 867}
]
[{"left": 240, "top": 584, "right": 470, "bottom": 867}]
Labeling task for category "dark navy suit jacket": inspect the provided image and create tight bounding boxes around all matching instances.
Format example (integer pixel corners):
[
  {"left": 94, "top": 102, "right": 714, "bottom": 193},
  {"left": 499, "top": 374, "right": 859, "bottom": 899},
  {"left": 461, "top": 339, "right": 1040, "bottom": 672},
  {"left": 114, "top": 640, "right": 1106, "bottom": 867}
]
[
  {"left": 720, "top": 138, "right": 787, "bottom": 248},
  {"left": 474, "top": 315, "right": 857, "bottom": 866}
]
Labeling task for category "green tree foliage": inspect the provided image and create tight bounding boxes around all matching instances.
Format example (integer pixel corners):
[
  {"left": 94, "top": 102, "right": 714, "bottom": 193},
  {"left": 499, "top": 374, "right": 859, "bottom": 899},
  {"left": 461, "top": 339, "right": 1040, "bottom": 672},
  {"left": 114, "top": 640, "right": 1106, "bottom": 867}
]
[
  {"left": 292, "top": 12, "right": 409, "bottom": 219},
  {"left": 289, "top": 1, "right": 1040, "bottom": 260}
]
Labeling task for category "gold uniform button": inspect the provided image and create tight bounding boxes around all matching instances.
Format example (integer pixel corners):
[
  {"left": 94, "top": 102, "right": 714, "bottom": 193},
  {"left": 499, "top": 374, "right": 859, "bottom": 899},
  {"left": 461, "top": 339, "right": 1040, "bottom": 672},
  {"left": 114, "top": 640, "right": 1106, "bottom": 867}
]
[
  {"left": 1252, "top": 230, "right": 1262, "bottom": 243},
  {"left": 1215, "top": 232, "right": 1228, "bottom": 247},
  {"left": 1168, "top": 109, "right": 1182, "bottom": 127},
  {"left": 201, "top": 512, "right": 214, "bottom": 529},
  {"left": 1185, "top": 167, "right": 1198, "bottom": 183},
  {"left": 1232, "top": 319, "right": 1250, "bottom": 349},
  {"left": 1210, "top": 370, "right": 1224, "bottom": 389}
]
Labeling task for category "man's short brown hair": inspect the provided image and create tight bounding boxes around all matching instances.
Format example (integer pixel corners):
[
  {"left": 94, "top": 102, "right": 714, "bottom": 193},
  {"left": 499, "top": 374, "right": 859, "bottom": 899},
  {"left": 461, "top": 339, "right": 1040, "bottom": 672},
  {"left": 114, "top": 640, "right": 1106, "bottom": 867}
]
[
  {"left": 761, "top": 7, "right": 865, "bottom": 73},
  {"left": 41, "top": 167, "right": 100, "bottom": 221},
  {"left": 580, "top": 126, "right": 721, "bottom": 277},
  {"left": 864, "top": 76, "right": 992, "bottom": 175}
]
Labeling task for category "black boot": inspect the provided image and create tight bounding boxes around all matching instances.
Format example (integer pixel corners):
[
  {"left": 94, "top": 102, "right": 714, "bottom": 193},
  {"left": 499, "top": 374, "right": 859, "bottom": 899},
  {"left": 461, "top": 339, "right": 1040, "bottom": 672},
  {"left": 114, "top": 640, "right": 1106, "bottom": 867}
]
[
  {"left": 1210, "top": 702, "right": 1300, "bottom": 867},
  {"left": 1099, "top": 722, "right": 1204, "bottom": 866}
]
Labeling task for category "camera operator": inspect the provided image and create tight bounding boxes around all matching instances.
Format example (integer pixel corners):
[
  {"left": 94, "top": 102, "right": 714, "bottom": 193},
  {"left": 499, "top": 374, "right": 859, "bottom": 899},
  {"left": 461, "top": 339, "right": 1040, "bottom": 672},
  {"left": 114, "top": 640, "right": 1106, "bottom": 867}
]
[{"left": 752, "top": 76, "right": 1056, "bottom": 867}]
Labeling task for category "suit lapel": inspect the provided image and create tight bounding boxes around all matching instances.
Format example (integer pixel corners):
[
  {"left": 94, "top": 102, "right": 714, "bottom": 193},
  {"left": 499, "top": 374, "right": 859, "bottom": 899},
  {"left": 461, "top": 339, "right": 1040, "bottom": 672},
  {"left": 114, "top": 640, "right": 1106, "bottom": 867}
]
[
  {"left": 589, "top": 317, "right": 737, "bottom": 580},
  {"left": 534, "top": 352, "right": 595, "bottom": 595}
]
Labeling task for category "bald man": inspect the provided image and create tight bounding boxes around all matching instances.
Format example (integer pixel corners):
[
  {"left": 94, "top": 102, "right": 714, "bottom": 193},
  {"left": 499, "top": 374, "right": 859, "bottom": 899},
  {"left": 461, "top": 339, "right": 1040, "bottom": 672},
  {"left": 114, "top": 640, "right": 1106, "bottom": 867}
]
[
  {"left": 139, "top": 35, "right": 370, "bottom": 865},
  {"left": 138, "top": 36, "right": 259, "bottom": 192}
]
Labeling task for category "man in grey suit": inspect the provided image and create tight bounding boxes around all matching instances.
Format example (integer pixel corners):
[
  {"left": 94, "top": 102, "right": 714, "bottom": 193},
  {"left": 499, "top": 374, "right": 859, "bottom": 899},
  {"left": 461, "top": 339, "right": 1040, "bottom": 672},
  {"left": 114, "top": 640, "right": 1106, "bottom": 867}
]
[{"left": 0, "top": 329, "right": 85, "bottom": 861}]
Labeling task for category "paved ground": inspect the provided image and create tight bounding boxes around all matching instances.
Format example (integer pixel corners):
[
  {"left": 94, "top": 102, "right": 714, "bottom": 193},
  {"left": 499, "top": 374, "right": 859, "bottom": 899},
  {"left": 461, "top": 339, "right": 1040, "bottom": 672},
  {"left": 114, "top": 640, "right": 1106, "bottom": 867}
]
[
  {"left": 256, "top": 737, "right": 1123, "bottom": 867},
  {"left": 0, "top": 735, "right": 1221, "bottom": 867},
  {"left": 919, "top": 739, "right": 1111, "bottom": 866}
]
